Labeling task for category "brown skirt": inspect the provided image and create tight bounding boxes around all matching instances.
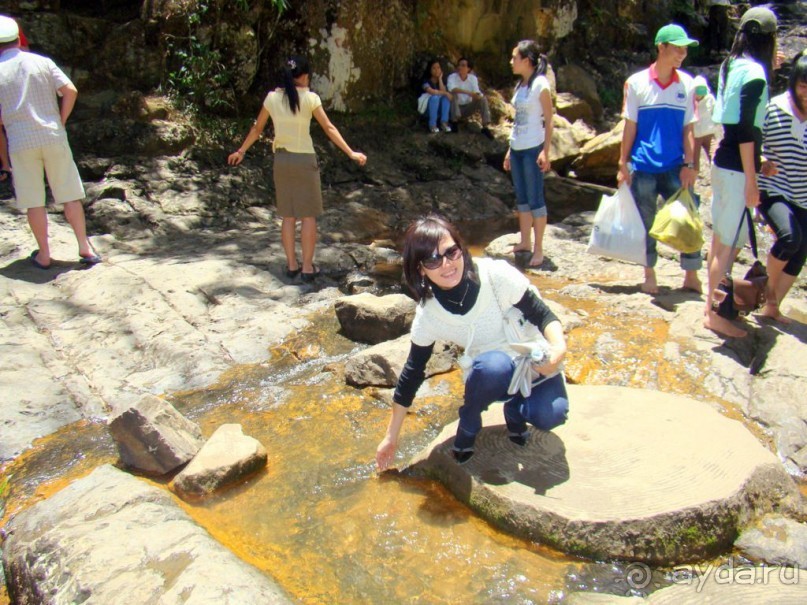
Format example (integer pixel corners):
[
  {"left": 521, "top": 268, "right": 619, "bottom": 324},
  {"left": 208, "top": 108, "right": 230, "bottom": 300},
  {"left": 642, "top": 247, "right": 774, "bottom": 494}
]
[{"left": 273, "top": 150, "right": 323, "bottom": 218}]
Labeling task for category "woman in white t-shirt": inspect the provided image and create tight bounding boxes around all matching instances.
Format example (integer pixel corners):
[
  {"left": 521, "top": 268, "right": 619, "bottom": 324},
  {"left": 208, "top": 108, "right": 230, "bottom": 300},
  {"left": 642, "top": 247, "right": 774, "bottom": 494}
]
[
  {"left": 375, "top": 215, "right": 568, "bottom": 469},
  {"left": 228, "top": 55, "right": 366, "bottom": 282},
  {"left": 503, "top": 40, "right": 554, "bottom": 268}
]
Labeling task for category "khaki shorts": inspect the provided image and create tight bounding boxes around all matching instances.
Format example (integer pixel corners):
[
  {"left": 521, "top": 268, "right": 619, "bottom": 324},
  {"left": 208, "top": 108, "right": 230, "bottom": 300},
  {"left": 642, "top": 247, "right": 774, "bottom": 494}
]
[
  {"left": 273, "top": 150, "right": 323, "bottom": 218},
  {"left": 711, "top": 164, "right": 750, "bottom": 248},
  {"left": 10, "top": 141, "right": 85, "bottom": 210}
]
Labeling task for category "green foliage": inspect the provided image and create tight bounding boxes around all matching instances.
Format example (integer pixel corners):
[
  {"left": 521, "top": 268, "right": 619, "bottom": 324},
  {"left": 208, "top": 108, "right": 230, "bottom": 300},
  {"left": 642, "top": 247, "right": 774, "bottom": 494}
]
[
  {"left": 164, "top": 0, "right": 290, "bottom": 112},
  {"left": 599, "top": 85, "right": 622, "bottom": 112}
]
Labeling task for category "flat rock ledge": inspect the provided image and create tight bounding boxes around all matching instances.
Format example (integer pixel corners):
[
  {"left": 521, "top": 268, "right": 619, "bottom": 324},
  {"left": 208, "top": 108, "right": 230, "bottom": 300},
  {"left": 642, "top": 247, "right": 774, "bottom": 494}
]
[
  {"left": 408, "top": 385, "right": 800, "bottom": 565},
  {"left": 2, "top": 465, "right": 291, "bottom": 604}
]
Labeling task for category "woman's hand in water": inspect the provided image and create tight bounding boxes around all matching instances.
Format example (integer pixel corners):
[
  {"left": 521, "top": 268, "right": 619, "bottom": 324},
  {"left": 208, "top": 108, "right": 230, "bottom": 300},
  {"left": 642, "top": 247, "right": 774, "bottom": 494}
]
[{"left": 376, "top": 436, "right": 397, "bottom": 471}]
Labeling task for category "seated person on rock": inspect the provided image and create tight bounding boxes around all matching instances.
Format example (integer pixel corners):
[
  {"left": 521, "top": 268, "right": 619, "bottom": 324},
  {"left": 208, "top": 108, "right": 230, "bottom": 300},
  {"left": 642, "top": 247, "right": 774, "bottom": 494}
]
[
  {"left": 447, "top": 57, "right": 494, "bottom": 138},
  {"left": 376, "top": 215, "right": 569, "bottom": 469},
  {"left": 418, "top": 59, "right": 452, "bottom": 134}
]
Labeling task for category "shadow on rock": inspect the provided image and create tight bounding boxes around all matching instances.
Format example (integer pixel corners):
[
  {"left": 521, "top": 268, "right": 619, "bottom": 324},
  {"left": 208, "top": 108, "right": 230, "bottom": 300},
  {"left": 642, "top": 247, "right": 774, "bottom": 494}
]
[{"left": 0, "top": 258, "right": 86, "bottom": 284}]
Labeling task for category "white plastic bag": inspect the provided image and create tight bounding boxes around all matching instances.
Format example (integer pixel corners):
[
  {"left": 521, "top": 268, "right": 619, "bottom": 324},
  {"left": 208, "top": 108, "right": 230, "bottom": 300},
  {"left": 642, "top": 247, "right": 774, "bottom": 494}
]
[{"left": 587, "top": 183, "right": 647, "bottom": 265}]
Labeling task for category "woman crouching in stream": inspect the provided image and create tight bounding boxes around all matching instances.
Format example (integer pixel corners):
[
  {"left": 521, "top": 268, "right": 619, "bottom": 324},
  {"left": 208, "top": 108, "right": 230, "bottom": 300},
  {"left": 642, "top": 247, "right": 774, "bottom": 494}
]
[
  {"left": 228, "top": 55, "right": 366, "bottom": 282},
  {"left": 375, "top": 215, "right": 568, "bottom": 469}
]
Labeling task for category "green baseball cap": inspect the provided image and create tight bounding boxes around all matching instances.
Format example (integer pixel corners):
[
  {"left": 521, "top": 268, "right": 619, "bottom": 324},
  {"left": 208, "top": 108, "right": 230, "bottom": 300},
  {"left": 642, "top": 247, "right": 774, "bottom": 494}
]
[
  {"left": 740, "top": 7, "right": 777, "bottom": 35},
  {"left": 655, "top": 24, "right": 699, "bottom": 47}
]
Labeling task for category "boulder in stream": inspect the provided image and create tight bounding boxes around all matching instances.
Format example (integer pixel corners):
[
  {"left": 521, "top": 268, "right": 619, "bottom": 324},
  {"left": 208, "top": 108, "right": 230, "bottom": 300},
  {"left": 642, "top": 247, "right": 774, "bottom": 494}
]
[
  {"left": 334, "top": 292, "right": 416, "bottom": 344},
  {"left": 408, "top": 384, "right": 800, "bottom": 565},
  {"left": 344, "top": 334, "right": 456, "bottom": 387},
  {"left": 172, "top": 423, "right": 268, "bottom": 499},
  {"left": 108, "top": 394, "right": 204, "bottom": 475}
]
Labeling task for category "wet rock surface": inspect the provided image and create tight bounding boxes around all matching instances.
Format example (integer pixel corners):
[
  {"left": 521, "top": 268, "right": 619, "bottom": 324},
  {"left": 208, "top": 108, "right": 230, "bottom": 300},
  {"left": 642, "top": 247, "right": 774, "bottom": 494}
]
[
  {"left": 408, "top": 385, "right": 800, "bottom": 565},
  {"left": 2, "top": 465, "right": 291, "bottom": 604}
]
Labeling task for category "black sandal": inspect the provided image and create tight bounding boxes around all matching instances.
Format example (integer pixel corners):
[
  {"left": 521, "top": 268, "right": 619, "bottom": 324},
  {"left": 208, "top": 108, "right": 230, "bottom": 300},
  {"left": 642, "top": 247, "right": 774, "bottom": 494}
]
[{"left": 301, "top": 265, "right": 321, "bottom": 282}]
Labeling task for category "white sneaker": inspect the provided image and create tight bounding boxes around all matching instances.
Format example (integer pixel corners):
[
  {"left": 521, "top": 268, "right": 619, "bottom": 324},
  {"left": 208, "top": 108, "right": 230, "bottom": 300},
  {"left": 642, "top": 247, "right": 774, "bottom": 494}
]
[
  {"left": 430, "top": 126, "right": 440, "bottom": 134},
  {"left": 440, "top": 123, "right": 452, "bottom": 133}
]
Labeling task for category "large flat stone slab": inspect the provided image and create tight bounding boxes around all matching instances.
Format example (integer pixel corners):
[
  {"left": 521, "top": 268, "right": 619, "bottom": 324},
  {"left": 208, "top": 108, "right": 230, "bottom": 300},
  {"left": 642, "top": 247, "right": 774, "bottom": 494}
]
[
  {"left": 2, "top": 465, "right": 291, "bottom": 604},
  {"left": 409, "top": 385, "right": 799, "bottom": 565}
]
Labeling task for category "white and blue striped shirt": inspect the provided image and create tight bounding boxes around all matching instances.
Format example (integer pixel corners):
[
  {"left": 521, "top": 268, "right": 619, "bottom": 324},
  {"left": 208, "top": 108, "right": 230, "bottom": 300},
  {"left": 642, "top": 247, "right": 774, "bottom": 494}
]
[{"left": 760, "top": 92, "right": 807, "bottom": 209}]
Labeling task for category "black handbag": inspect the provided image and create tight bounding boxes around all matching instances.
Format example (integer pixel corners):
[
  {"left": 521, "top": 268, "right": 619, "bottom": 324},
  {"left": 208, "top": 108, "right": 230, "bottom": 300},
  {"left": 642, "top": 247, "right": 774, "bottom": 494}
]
[{"left": 712, "top": 209, "right": 768, "bottom": 320}]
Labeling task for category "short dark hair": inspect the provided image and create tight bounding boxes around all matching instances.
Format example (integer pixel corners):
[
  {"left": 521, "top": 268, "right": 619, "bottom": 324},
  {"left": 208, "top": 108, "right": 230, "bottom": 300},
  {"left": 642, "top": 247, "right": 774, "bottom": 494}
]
[
  {"left": 402, "top": 214, "right": 476, "bottom": 303},
  {"left": 789, "top": 50, "right": 807, "bottom": 113},
  {"left": 457, "top": 56, "right": 472, "bottom": 69}
]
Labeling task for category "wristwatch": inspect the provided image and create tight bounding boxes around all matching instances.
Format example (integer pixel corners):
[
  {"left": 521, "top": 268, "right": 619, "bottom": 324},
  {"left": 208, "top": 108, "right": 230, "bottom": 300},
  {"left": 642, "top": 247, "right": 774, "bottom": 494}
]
[{"left": 683, "top": 162, "right": 695, "bottom": 169}]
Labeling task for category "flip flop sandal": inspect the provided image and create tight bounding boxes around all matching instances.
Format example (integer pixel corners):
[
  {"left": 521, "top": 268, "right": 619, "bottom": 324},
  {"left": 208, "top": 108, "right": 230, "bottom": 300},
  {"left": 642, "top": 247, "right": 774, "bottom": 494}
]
[
  {"left": 301, "top": 265, "right": 321, "bottom": 283},
  {"left": 29, "top": 249, "right": 51, "bottom": 270},
  {"left": 285, "top": 267, "right": 301, "bottom": 278},
  {"left": 79, "top": 253, "right": 102, "bottom": 265}
]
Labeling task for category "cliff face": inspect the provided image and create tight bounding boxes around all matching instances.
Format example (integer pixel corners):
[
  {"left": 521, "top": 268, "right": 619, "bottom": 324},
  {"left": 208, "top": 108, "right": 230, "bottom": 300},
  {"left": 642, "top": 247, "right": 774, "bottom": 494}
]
[{"left": 7, "top": 0, "right": 691, "bottom": 113}]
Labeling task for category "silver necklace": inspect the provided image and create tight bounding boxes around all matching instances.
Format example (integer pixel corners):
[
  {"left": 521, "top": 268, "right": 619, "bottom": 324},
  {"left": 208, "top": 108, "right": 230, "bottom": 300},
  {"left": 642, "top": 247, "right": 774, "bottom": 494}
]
[{"left": 446, "top": 282, "right": 471, "bottom": 307}]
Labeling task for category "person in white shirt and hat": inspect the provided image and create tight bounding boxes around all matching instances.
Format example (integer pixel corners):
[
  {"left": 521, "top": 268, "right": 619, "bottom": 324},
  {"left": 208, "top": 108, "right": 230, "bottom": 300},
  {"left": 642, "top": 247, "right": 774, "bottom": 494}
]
[{"left": 0, "top": 14, "right": 99, "bottom": 269}]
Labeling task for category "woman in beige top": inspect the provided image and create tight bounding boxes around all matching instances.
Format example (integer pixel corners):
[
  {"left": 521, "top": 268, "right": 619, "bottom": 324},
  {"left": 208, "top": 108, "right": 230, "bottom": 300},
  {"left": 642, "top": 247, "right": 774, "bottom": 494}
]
[{"left": 228, "top": 55, "right": 367, "bottom": 281}]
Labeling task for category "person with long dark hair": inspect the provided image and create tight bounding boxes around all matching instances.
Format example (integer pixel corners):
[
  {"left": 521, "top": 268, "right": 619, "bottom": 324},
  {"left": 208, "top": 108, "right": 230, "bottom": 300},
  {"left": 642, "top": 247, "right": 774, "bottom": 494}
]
[
  {"left": 418, "top": 59, "right": 452, "bottom": 134},
  {"left": 705, "top": 7, "right": 778, "bottom": 337},
  {"left": 375, "top": 215, "right": 569, "bottom": 469},
  {"left": 503, "top": 40, "right": 554, "bottom": 268},
  {"left": 228, "top": 55, "right": 366, "bottom": 282},
  {"left": 757, "top": 50, "right": 807, "bottom": 323}
]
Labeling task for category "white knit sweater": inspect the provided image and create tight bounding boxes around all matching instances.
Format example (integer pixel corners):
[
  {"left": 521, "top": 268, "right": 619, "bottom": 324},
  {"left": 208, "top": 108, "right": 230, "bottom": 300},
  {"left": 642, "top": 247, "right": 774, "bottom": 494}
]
[{"left": 410, "top": 258, "right": 547, "bottom": 366}]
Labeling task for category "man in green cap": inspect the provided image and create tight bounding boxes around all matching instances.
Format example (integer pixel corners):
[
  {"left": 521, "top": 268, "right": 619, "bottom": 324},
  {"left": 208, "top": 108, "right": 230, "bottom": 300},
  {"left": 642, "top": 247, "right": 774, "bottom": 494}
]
[{"left": 618, "top": 23, "right": 702, "bottom": 295}]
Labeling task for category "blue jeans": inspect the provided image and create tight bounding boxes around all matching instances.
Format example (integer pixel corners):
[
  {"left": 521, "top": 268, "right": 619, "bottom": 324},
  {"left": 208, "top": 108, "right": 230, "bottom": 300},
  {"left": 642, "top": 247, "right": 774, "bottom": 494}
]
[
  {"left": 630, "top": 168, "right": 702, "bottom": 270},
  {"left": 510, "top": 145, "right": 547, "bottom": 218},
  {"left": 427, "top": 95, "right": 450, "bottom": 128},
  {"left": 454, "top": 350, "right": 569, "bottom": 450}
]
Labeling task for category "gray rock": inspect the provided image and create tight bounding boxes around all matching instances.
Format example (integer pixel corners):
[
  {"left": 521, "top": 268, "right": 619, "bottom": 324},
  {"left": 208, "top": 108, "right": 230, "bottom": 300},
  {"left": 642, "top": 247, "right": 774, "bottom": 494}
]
[
  {"left": 344, "top": 334, "right": 456, "bottom": 388},
  {"left": 108, "top": 395, "right": 204, "bottom": 475},
  {"left": 334, "top": 292, "right": 416, "bottom": 344},
  {"left": 736, "top": 515, "right": 807, "bottom": 568},
  {"left": 172, "top": 424, "right": 267, "bottom": 499},
  {"left": 2, "top": 465, "right": 291, "bottom": 604},
  {"left": 408, "top": 385, "right": 800, "bottom": 565}
]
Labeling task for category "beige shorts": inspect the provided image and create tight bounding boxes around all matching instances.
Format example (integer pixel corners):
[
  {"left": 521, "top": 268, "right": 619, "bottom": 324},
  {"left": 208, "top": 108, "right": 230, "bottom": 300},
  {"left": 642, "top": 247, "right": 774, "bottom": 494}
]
[
  {"left": 711, "top": 164, "right": 750, "bottom": 248},
  {"left": 10, "top": 141, "right": 85, "bottom": 210},
  {"left": 273, "top": 150, "right": 323, "bottom": 218}
]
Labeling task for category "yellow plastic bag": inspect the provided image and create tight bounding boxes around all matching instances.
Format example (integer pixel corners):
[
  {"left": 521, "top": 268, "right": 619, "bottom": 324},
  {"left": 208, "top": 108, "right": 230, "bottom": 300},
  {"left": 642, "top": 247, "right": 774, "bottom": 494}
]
[{"left": 649, "top": 188, "right": 704, "bottom": 254}]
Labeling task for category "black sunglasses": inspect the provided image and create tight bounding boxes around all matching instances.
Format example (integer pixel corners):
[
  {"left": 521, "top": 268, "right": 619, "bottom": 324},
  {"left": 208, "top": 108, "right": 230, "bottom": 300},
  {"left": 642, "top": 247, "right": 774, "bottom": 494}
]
[{"left": 421, "top": 244, "right": 462, "bottom": 270}]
